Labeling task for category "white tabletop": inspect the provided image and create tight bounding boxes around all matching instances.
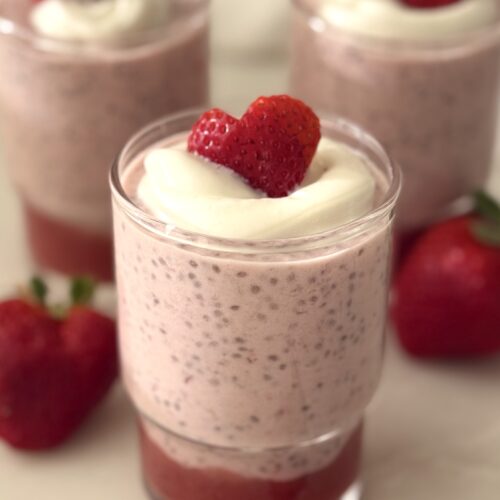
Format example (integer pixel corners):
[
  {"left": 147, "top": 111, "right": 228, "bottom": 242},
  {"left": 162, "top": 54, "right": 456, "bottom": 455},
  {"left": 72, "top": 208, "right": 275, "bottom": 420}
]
[{"left": 1, "top": 1, "right": 500, "bottom": 498}]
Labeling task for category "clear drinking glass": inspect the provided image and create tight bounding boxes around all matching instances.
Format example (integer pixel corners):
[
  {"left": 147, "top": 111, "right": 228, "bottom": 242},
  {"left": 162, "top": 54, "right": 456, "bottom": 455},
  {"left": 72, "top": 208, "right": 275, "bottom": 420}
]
[
  {"left": 290, "top": 0, "right": 500, "bottom": 235},
  {"left": 111, "top": 110, "right": 401, "bottom": 500},
  {"left": 0, "top": 0, "right": 209, "bottom": 281}
]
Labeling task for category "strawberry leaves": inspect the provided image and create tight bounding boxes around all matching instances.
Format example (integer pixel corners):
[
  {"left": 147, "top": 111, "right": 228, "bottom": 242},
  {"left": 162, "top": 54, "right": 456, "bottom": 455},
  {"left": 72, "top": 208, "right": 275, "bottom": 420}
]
[{"left": 472, "top": 191, "right": 500, "bottom": 247}]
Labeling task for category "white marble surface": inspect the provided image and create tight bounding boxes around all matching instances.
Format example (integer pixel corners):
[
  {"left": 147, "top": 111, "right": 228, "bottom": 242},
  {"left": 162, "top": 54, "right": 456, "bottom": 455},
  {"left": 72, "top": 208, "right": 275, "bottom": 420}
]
[{"left": 1, "top": 0, "right": 500, "bottom": 498}]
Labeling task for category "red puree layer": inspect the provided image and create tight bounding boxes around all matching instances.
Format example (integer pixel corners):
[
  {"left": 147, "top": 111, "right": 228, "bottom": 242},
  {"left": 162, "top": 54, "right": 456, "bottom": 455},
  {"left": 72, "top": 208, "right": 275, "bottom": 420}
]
[
  {"left": 23, "top": 203, "right": 113, "bottom": 282},
  {"left": 140, "top": 425, "right": 362, "bottom": 500}
]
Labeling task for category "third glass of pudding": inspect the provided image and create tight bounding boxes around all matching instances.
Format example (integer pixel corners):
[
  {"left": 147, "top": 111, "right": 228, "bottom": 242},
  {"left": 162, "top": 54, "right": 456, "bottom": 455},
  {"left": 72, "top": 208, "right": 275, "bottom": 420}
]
[
  {"left": 290, "top": 0, "right": 500, "bottom": 233},
  {"left": 111, "top": 102, "right": 401, "bottom": 500},
  {"left": 0, "top": 0, "right": 209, "bottom": 280}
]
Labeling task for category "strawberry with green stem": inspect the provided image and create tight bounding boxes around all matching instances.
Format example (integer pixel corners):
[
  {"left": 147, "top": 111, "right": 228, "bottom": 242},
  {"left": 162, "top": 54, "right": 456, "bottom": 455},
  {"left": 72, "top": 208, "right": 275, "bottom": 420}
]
[
  {"left": 392, "top": 191, "right": 500, "bottom": 358},
  {"left": 0, "top": 277, "right": 117, "bottom": 450}
]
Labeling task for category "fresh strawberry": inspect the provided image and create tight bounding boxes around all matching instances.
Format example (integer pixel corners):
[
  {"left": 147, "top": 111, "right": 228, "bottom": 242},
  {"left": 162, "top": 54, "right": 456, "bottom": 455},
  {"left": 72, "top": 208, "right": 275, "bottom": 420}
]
[
  {"left": 187, "top": 95, "right": 321, "bottom": 198},
  {"left": 392, "top": 192, "right": 500, "bottom": 358},
  {"left": 0, "top": 277, "right": 117, "bottom": 450},
  {"left": 400, "top": 0, "right": 461, "bottom": 8},
  {"left": 393, "top": 228, "right": 426, "bottom": 273}
]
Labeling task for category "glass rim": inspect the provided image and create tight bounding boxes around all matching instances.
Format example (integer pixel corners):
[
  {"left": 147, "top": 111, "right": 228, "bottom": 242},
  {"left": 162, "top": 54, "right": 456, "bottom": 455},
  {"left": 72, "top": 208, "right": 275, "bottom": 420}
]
[
  {"left": 110, "top": 108, "right": 402, "bottom": 248},
  {"left": 0, "top": 0, "right": 209, "bottom": 55},
  {"left": 291, "top": 0, "right": 500, "bottom": 53}
]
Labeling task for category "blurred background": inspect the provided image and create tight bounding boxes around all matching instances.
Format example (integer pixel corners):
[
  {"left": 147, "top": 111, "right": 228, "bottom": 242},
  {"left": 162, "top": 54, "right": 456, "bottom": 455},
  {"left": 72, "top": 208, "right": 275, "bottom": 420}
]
[{"left": 0, "top": 1, "right": 499, "bottom": 499}]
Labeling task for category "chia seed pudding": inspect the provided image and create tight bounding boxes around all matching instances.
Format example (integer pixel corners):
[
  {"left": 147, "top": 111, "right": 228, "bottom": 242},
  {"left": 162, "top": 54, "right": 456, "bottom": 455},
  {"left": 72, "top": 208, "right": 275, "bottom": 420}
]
[
  {"left": 290, "top": 0, "right": 500, "bottom": 232},
  {"left": 111, "top": 111, "right": 400, "bottom": 500},
  {"left": 0, "top": 0, "right": 209, "bottom": 280}
]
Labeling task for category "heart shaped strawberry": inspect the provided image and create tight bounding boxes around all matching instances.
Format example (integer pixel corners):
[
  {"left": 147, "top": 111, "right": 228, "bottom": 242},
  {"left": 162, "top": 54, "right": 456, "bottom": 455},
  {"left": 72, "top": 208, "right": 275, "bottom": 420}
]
[
  {"left": 187, "top": 95, "right": 321, "bottom": 198},
  {"left": 400, "top": 0, "right": 461, "bottom": 8},
  {"left": 0, "top": 277, "right": 117, "bottom": 450}
]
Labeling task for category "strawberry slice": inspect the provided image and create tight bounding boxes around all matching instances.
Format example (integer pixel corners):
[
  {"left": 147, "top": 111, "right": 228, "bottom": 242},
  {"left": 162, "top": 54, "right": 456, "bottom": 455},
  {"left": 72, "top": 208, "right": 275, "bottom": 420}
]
[
  {"left": 400, "top": 0, "right": 461, "bottom": 8},
  {"left": 187, "top": 95, "right": 321, "bottom": 198}
]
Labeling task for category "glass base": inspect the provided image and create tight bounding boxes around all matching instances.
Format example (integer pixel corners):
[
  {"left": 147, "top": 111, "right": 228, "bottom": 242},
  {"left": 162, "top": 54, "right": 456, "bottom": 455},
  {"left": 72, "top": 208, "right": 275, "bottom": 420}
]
[
  {"left": 139, "top": 417, "right": 362, "bottom": 500},
  {"left": 146, "top": 479, "right": 362, "bottom": 500}
]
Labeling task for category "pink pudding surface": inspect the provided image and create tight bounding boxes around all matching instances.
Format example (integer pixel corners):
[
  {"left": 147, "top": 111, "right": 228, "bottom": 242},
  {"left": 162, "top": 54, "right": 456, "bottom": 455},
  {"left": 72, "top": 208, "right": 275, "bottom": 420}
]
[{"left": 0, "top": 0, "right": 209, "bottom": 280}]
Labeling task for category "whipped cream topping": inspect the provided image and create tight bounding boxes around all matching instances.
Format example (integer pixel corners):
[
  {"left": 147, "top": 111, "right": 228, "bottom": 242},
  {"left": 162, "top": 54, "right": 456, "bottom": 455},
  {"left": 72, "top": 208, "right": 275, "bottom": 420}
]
[
  {"left": 137, "top": 138, "right": 376, "bottom": 240},
  {"left": 30, "top": 0, "right": 169, "bottom": 41},
  {"left": 320, "top": 0, "right": 497, "bottom": 40}
]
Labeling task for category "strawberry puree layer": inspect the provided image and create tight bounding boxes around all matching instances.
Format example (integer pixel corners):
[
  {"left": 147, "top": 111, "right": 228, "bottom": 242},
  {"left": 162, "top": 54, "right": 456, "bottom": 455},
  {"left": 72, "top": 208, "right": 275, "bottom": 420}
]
[
  {"left": 23, "top": 202, "right": 113, "bottom": 281},
  {"left": 140, "top": 422, "right": 362, "bottom": 500}
]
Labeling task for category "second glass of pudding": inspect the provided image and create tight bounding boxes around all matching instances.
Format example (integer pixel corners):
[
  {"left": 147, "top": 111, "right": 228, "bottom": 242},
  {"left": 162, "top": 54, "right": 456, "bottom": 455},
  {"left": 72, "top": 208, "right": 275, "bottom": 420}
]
[
  {"left": 111, "top": 109, "right": 400, "bottom": 500},
  {"left": 290, "top": 0, "right": 500, "bottom": 234},
  {"left": 0, "top": 0, "right": 209, "bottom": 281}
]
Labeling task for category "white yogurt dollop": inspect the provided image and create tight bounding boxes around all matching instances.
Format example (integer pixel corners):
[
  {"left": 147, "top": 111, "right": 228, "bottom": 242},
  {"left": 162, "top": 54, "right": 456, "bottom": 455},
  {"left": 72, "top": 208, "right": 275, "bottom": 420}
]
[
  {"left": 31, "top": 0, "right": 169, "bottom": 41},
  {"left": 137, "top": 138, "right": 376, "bottom": 240},
  {"left": 320, "top": 0, "right": 497, "bottom": 40}
]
